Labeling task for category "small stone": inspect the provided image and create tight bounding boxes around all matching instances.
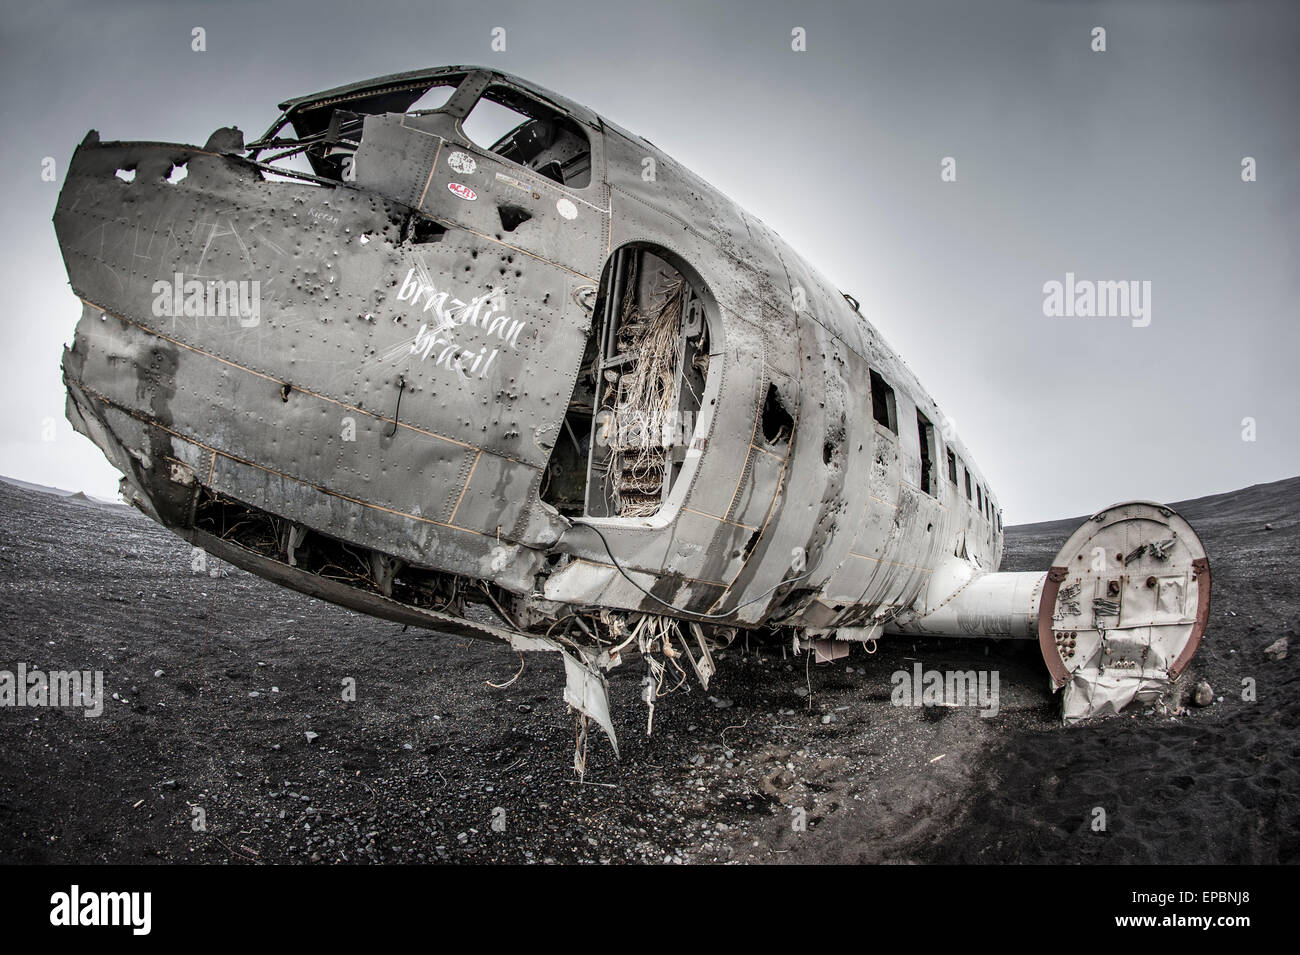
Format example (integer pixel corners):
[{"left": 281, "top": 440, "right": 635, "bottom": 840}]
[
  {"left": 304, "top": 731, "right": 318, "bottom": 744},
  {"left": 1192, "top": 681, "right": 1214, "bottom": 706},
  {"left": 1263, "top": 637, "right": 1288, "bottom": 661}
]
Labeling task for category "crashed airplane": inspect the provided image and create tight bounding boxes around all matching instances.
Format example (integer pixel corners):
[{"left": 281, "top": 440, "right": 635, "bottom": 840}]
[{"left": 54, "top": 66, "right": 1210, "bottom": 754}]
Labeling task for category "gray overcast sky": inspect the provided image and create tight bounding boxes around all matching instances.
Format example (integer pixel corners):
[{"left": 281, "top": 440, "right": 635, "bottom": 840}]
[{"left": 1, "top": 0, "right": 1296, "bottom": 522}]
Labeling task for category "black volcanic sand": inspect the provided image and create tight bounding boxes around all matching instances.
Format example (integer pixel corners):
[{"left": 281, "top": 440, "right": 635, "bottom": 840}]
[{"left": 0, "top": 476, "right": 1295, "bottom": 864}]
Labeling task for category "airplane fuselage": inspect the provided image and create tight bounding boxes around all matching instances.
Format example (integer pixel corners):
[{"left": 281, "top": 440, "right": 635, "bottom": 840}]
[{"left": 54, "top": 67, "right": 1206, "bottom": 740}]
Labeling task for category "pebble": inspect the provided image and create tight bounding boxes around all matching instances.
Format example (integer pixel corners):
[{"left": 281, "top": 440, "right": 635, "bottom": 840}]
[{"left": 1192, "top": 681, "right": 1214, "bottom": 706}]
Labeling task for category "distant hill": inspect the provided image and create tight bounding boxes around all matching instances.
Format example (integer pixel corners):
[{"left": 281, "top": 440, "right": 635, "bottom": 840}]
[
  {"left": 1001, "top": 474, "right": 1300, "bottom": 573},
  {"left": 1008, "top": 475, "right": 1300, "bottom": 536},
  {"left": 0, "top": 475, "right": 123, "bottom": 508}
]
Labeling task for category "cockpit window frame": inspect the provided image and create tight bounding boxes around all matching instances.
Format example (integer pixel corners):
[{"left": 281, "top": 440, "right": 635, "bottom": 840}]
[
  {"left": 250, "top": 68, "right": 599, "bottom": 190},
  {"left": 454, "top": 82, "right": 594, "bottom": 190}
]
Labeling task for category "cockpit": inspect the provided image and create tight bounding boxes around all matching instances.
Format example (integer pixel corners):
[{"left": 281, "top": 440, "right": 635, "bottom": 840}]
[{"left": 245, "top": 67, "right": 593, "bottom": 188}]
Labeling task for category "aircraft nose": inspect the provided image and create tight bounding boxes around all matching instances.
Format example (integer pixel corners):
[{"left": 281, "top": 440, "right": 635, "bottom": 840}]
[{"left": 54, "top": 131, "right": 574, "bottom": 590}]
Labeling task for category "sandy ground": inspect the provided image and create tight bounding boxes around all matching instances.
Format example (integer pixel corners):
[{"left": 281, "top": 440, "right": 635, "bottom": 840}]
[{"left": 0, "top": 475, "right": 1295, "bottom": 864}]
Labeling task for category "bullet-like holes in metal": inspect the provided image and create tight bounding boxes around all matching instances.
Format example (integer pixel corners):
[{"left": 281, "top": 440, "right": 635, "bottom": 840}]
[
  {"left": 405, "top": 214, "right": 447, "bottom": 244},
  {"left": 761, "top": 384, "right": 793, "bottom": 446},
  {"left": 497, "top": 204, "right": 533, "bottom": 232}
]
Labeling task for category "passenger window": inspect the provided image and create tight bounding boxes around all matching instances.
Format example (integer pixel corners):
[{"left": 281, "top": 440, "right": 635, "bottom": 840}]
[
  {"left": 869, "top": 370, "right": 897, "bottom": 434},
  {"left": 916, "top": 411, "right": 937, "bottom": 496},
  {"left": 947, "top": 448, "right": 958, "bottom": 484},
  {"left": 977, "top": 485, "right": 983, "bottom": 513},
  {"left": 463, "top": 86, "right": 591, "bottom": 188},
  {"left": 964, "top": 467, "right": 972, "bottom": 501}
]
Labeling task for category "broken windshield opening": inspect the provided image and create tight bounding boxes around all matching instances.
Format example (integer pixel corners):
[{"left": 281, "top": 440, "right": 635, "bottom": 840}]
[
  {"left": 247, "top": 76, "right": 465, "bottom": 181},
  {"left": 248, "top": 73, "right": 592, "bottom": 189},
  {"left": 463, "top": 86, "right": 591, "bottom": 188}
]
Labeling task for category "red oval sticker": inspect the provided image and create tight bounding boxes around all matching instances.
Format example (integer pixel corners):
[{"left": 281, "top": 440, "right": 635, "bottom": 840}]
[{"left": 447, "top": 182, "right": 477, "bottom": 201}]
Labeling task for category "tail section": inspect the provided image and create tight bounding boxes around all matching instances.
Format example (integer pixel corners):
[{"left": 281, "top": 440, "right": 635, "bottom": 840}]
[{"left": 890, "top": 501, "right": 1210, "bottom": 720}]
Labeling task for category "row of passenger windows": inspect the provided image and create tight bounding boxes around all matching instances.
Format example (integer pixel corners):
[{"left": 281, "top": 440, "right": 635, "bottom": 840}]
[
  {"left": 948, "top": 447, "right": 999, "bottom": 529},
  {"left": 867, "top": 368, "right": 1001, "bottom": 532}
]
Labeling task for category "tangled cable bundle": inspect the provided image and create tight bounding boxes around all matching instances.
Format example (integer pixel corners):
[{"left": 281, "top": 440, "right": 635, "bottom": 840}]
[{"left": 605, "top": 278, "right": 687, "bottom": 517}]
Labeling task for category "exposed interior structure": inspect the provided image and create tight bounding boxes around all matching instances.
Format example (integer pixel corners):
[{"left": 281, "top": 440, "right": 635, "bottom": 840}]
[
  {"left": 247, "top": 73, "right": 591, "bottom": 189},
  {"left": 192, "top": 487, "right": 500, "bottom": 619},
  {"left": 542, "top": 247, "right": 711, "bottom": 519}
]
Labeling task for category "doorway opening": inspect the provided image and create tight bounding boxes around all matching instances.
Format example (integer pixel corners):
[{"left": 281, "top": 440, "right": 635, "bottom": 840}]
[{"left": 542, "top": 246, "right": 712, "bottom": 519}]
